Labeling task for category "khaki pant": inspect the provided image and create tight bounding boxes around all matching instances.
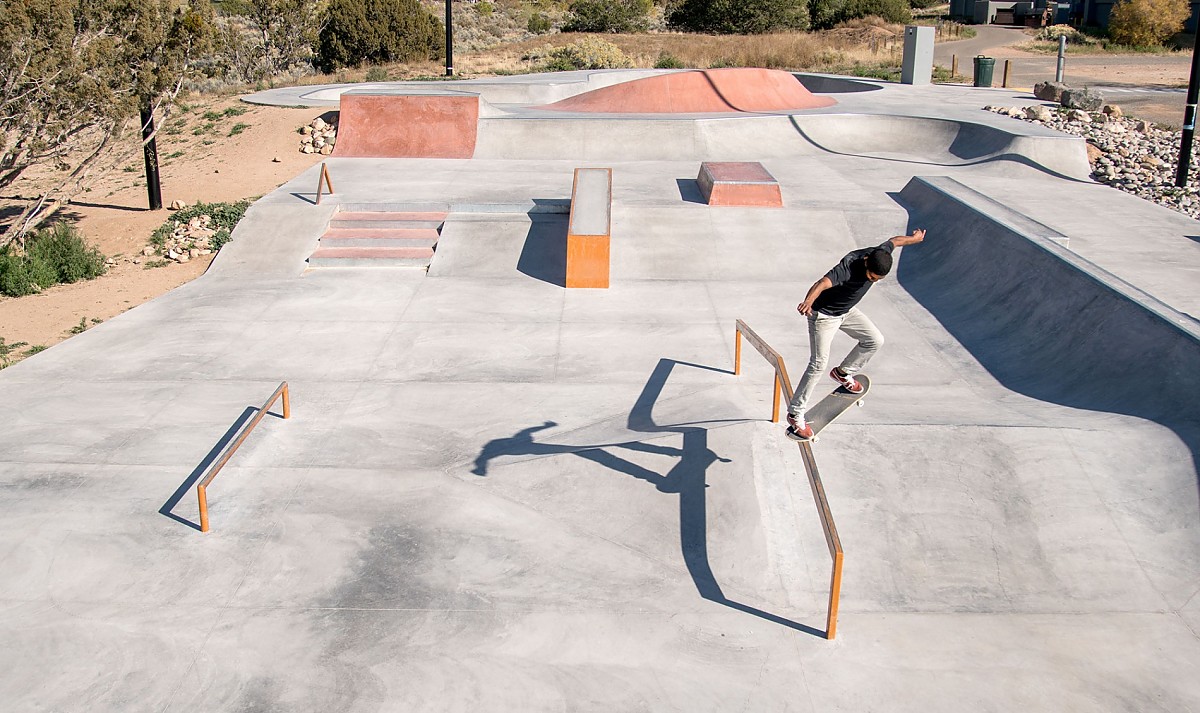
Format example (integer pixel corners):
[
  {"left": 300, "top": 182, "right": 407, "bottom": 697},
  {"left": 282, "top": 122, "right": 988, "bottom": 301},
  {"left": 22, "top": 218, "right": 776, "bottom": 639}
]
[{"left": 787, "top": 307, "right": 884, "bottom": 421}]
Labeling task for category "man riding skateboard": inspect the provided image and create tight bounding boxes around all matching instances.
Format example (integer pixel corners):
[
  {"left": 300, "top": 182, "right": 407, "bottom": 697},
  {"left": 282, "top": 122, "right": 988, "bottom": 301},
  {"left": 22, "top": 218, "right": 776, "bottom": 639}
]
[{"left": 786, "top": 229, "right": 926, "bottom": 441}]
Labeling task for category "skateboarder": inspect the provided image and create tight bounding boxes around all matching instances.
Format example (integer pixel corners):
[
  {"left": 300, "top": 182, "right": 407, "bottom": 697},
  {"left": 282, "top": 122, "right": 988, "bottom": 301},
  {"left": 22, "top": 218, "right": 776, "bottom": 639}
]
[{"left": 786, "top": 229, "right": 926, "bottom": 440}]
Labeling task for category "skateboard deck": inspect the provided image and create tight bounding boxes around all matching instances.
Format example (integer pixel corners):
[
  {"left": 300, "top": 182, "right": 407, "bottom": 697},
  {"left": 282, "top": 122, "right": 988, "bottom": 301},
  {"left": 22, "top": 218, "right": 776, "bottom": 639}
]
[{"left": 786, "top": 374, "right": 871, "bottom": 442}]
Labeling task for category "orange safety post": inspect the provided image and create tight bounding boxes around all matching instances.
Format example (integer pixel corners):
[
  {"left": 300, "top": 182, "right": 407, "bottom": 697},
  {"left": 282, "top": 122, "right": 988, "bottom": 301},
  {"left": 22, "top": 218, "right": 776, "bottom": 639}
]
[{"left": 197, "top": 381, "right": 291, "bottom": 533}]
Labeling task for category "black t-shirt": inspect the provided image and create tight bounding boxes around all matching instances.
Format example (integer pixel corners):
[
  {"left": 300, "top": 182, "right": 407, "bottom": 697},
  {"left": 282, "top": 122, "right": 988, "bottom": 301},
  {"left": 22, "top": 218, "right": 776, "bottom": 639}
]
[{"left": 812, "top": 240, "right": 895, "bottom": 317}]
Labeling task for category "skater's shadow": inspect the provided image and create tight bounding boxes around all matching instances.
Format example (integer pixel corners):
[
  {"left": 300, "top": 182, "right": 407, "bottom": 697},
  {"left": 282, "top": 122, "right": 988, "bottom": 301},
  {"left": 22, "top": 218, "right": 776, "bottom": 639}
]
[{"left": 473, "top": 358, "right": 822, "bottom": 637}]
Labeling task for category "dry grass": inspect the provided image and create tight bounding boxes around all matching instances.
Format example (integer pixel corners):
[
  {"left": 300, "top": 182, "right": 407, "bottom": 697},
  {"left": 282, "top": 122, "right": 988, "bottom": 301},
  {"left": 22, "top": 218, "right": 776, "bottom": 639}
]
[{"left": 454, "top": 25, "right": 913, "bottom": 75}]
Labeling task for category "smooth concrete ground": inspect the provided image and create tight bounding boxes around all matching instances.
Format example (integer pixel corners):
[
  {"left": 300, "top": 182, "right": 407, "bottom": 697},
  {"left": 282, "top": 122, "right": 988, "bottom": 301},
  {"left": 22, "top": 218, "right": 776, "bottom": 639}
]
[{"left": 3, "top": 72, "right": 1200, "bottom": 711}]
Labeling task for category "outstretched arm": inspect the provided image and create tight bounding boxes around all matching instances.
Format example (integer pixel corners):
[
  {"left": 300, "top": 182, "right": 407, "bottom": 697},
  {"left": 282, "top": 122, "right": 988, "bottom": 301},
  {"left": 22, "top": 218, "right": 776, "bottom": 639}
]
[
  {"left": 797, "top": 277, "right": 832, "bottom": 316},
  {"left": 889, "top": 228, "right": 926, "bottom": 247}
]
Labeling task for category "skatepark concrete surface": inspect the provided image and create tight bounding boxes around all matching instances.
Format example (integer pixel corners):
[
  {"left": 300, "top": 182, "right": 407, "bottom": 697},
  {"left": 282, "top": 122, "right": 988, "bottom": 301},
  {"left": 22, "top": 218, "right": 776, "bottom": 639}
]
[{"left": 4, "top": 69, "right": 1200, "bottom": 711}]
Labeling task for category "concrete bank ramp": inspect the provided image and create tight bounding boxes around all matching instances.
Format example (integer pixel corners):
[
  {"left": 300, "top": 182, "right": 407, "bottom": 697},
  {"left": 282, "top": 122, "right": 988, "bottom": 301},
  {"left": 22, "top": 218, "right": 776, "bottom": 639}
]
[
  {"left": 537, "top": 68, "right": 836, "bottom": 113},
  {"left": 794, "top": 114, "right": 1091, "bottom": 179},
  {"left": 895, "top": 175, "right": 1200, "bottom": 613}
]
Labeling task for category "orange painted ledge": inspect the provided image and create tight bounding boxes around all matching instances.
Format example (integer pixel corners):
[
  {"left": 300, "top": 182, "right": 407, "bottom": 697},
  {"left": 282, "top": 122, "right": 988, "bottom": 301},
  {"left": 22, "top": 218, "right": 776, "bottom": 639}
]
[
  {"left": 697, "top": 162, "right": 783, "bottom": 207},
  {"left": 566, "top": 168, "right": 613, "bottom": 289}
]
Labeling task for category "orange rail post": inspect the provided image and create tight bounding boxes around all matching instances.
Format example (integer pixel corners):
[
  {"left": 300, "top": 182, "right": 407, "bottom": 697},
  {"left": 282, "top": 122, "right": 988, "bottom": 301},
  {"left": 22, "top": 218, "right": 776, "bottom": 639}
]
[
  {"left": 734, "top": 319, "right": 793, "bottom": 422},
  {"left": 315, "top": 163, "right": 334, "bottom": 205},
  {"left": 197, "top": 381, "right": 291, "bottom": 533},
  {"left": 733, "top": 320, "right": 844, "bottom": 639}
]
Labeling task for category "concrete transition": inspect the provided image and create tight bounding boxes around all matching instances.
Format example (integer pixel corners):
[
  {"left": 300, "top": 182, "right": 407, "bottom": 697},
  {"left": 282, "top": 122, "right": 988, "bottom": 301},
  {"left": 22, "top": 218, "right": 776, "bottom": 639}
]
[
  {"left": 3, "top": 69, "right": 1200, "bottom": 711},
  {"left": 537, "top": 68, "right": 837, "bottom": 114}
]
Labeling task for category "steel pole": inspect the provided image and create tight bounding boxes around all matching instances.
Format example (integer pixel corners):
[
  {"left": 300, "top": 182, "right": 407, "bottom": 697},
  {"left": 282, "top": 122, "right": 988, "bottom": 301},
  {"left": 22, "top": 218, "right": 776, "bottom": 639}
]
[
  {"left": 140, "top": 103, "right": 162, "bottom": 211},
  {"left": 445, "top": 0, "right": 453, "bottom": 76},
  {"left": 1055, "top": 34, "right": 1066, "bottom": 82},
  {"left": 1175, "top": 25, "right": 1200, "bottom": 187}
]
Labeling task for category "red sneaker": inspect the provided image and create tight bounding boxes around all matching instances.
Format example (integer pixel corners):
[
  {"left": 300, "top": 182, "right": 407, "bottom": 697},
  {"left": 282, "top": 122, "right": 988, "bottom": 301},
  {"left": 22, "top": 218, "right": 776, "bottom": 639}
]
[
  {"left": 830, "top": 368, "right": 864, "bottom": 394},
  {"left": 786, "top": 414, "right": 814, "bottom": 441}
]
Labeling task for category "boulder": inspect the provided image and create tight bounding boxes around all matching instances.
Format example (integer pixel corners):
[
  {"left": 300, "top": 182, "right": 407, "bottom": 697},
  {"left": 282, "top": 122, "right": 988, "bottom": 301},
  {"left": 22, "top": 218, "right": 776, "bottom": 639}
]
[
  {"left": 1025, "top": 105, "right": 1053, "bottom": 122},
  {"left": 1061, "top": 86, "right": 1104, "bottom": 111},
  {"left": 1034, "top": 80, "right": 1068, "bottom": 103},
  {"left": 1085, "top": 143, "right": 1103, "bottom": 164},
  {"left": 1067, "top": 109, "right": 1092, "bottom": 123}
]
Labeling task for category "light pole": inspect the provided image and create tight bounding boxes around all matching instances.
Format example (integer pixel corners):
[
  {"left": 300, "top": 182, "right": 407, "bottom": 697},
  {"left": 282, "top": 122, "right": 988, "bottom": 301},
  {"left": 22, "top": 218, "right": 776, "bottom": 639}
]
[
  {"left": 1176, "top": 21, "right": 1200, "bottom": 187},
  {"left": 445, "top": 0, "right": 453, "bottom": 76}
]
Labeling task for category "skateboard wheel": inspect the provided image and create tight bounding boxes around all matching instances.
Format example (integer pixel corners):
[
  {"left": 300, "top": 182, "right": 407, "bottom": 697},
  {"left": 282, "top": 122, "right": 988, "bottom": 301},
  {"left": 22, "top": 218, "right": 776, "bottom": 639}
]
[{"left": 856, "top": 400, "right": 864, "bottom": 407}]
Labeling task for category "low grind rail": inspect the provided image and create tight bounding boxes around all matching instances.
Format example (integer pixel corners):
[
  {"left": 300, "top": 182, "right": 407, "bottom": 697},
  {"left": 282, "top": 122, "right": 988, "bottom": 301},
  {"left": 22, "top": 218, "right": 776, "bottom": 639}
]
[
  {"left": 197, "top": 381, "right": 291, "bottom": 533},
  {"left": 734, "top": 320, "right": 844, "bottom": 639}
]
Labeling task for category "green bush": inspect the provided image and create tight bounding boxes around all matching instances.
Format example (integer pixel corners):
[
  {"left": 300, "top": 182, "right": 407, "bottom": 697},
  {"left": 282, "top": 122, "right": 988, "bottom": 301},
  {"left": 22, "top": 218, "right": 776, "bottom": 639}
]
[
  {"left": 316, "top": 0, "right": 445, "bottom": 72},
  {"left": 364, "top": 66, "right": 390, "bottom": 82},
  {"left": 839, "top": 0, "right": 911, "bottom": 25},
  {"left": 0, "top": 224, "right": 106, "bottom": 297},
  {"left": 151, "top": 201, "right": 251, "bottom": 253},
  {"left": 1107, "top": 0, "right": 1188, "bottom": 46},
  {"left": 528, "top": 12, "right": 552, "bottom": 33},
  {"left": 564, "top": 0, "right": 653, "bottom": 32},
  {"left": 671, "top": 0, "right": 810, "bottom": 33},
  {"left": 544, "top": 37, "right": 633, "bottom": 70},
  {"left": 655, "top": 52, "right": 687, "bottom": 69}
]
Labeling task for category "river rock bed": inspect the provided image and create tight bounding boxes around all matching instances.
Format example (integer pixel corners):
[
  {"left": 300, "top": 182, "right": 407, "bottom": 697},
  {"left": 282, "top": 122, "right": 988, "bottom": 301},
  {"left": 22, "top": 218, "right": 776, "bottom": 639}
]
[{"left": 985, "top": 104, "right": 1200, "bottom": 220}]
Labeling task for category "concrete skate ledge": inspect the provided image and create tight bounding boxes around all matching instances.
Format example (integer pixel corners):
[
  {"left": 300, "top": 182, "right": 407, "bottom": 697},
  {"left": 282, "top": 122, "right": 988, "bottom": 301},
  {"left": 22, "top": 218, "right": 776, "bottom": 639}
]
[
  {"left": 566, "top": 168, "right": 612, "bottom": 289},
  {"left": 897, "top": 175, "right": 1200, "bottom": 422}
]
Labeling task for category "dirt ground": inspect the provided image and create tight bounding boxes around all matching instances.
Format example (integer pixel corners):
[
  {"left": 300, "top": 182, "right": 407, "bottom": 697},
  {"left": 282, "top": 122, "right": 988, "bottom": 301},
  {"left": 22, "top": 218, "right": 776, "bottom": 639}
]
[
  {"left": 0, "top": 99, "right": 326, "bottom": 361},
  {"left": 0, "top": 43, "right": 1189, "bottom": 366}
]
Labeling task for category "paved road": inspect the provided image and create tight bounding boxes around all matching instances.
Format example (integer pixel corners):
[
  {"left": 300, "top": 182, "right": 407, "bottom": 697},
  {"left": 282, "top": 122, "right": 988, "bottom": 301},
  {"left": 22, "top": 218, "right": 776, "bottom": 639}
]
[{"left": 934, "top": 25, "right": 1193, "bottom": 125}]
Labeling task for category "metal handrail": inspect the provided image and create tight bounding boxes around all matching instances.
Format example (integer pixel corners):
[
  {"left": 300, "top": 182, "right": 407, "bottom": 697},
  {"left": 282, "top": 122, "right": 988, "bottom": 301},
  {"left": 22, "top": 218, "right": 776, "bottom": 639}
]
[
  {"left": 734, "top": 320, "right": 844, "bottom": 639},
  {"left": 197, "top": 381, "right": 291, "bottom": 533}
]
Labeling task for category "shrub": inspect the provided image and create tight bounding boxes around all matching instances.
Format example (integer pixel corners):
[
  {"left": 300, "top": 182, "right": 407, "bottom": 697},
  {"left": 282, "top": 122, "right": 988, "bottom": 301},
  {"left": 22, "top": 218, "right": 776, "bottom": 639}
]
[
  {"left": 364, "top": 66, "right": 390, "bottom": 82},
  {"left": 0, "top": 224, "right": 106, "bottom": 297},
  {"left": 670, "top": 0, "right": 810, "bottom": 32},
  {"left": 1107, "top": 0, "right": 1189, "bottom": 46},
  {"left": 528, "top": 11, "right": 552, "bottom": 33},
  {"left": 544, "top": 37, "right": 633, "bottom": 70},
  {"left": 564, "top": 0, "right": 653, "bottom": 32},
  {"left": 655, "top": 52, "right": 687, "bottom": 68},
  {"left": 839, "top": 0, "right": 911, "bottom": 24},
  {"left": 316, "top": 0, "right": 445, "bottom": 72},
  {"left": 808, "top": 0, "right": 847, "bottom": 29},
  {"left": 151, "top": 201, "right": 251, "bottom": 253}
]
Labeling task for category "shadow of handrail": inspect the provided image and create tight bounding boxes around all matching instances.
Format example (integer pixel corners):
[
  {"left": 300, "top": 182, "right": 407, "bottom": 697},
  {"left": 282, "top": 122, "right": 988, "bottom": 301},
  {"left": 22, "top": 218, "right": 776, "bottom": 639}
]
[
  {"left": 735, "top": 319, "right": 844, "bottom": 640},
  {"left": 192, "top": 381, "right": 291, "bottom": 533},
  {"left": 159, "top": 406, "right": 259, "bottom": 531}
]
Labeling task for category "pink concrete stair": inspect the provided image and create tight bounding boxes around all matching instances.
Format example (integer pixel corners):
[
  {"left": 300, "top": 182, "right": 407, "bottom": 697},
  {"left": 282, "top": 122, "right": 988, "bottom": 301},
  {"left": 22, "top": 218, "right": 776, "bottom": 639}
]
[{"left": 309, "top": 211, "right": 446, "bottom": 268}]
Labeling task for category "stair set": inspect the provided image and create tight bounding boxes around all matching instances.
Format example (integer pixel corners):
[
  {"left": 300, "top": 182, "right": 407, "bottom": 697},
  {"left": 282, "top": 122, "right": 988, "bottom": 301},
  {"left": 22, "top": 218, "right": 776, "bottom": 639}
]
[{"left": 308, "top": 209, "right": 446, "bottom": 268}]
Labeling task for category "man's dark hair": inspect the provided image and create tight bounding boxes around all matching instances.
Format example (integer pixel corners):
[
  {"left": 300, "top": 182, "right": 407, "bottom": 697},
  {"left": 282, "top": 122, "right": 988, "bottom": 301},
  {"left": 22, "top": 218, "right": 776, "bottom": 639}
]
[{"left": 866, "top": 248, "right": 893, "bottom": 276}]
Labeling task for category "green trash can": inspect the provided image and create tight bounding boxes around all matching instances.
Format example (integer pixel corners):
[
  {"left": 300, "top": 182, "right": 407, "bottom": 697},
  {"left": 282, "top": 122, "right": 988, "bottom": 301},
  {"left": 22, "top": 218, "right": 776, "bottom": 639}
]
[{"left": 973, "top": 55, "right": 995, "bottom": 87}]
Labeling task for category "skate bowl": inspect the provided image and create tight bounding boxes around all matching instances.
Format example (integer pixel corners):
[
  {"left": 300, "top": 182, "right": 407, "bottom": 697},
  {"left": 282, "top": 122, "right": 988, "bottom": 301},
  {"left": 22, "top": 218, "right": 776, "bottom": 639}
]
[
  {"left": 793, "top": 113, "right": 1092, "bottom": 179},
  {"left": 537, "top": 68, "right": 837, "bottom": 114}
]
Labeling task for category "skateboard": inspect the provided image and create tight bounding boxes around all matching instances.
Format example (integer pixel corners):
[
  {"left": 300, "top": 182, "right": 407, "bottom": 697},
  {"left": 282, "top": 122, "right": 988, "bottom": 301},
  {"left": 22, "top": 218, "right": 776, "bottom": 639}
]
[{"left": 786, "top": 374, "right": 871, "bottom": 443}]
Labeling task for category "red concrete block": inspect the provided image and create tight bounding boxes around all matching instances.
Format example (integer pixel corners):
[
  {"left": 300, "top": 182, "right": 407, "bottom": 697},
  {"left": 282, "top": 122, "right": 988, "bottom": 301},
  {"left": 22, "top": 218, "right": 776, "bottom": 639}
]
[{"left": 697, "top": 162, "right": 783, "bottom": 207}]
